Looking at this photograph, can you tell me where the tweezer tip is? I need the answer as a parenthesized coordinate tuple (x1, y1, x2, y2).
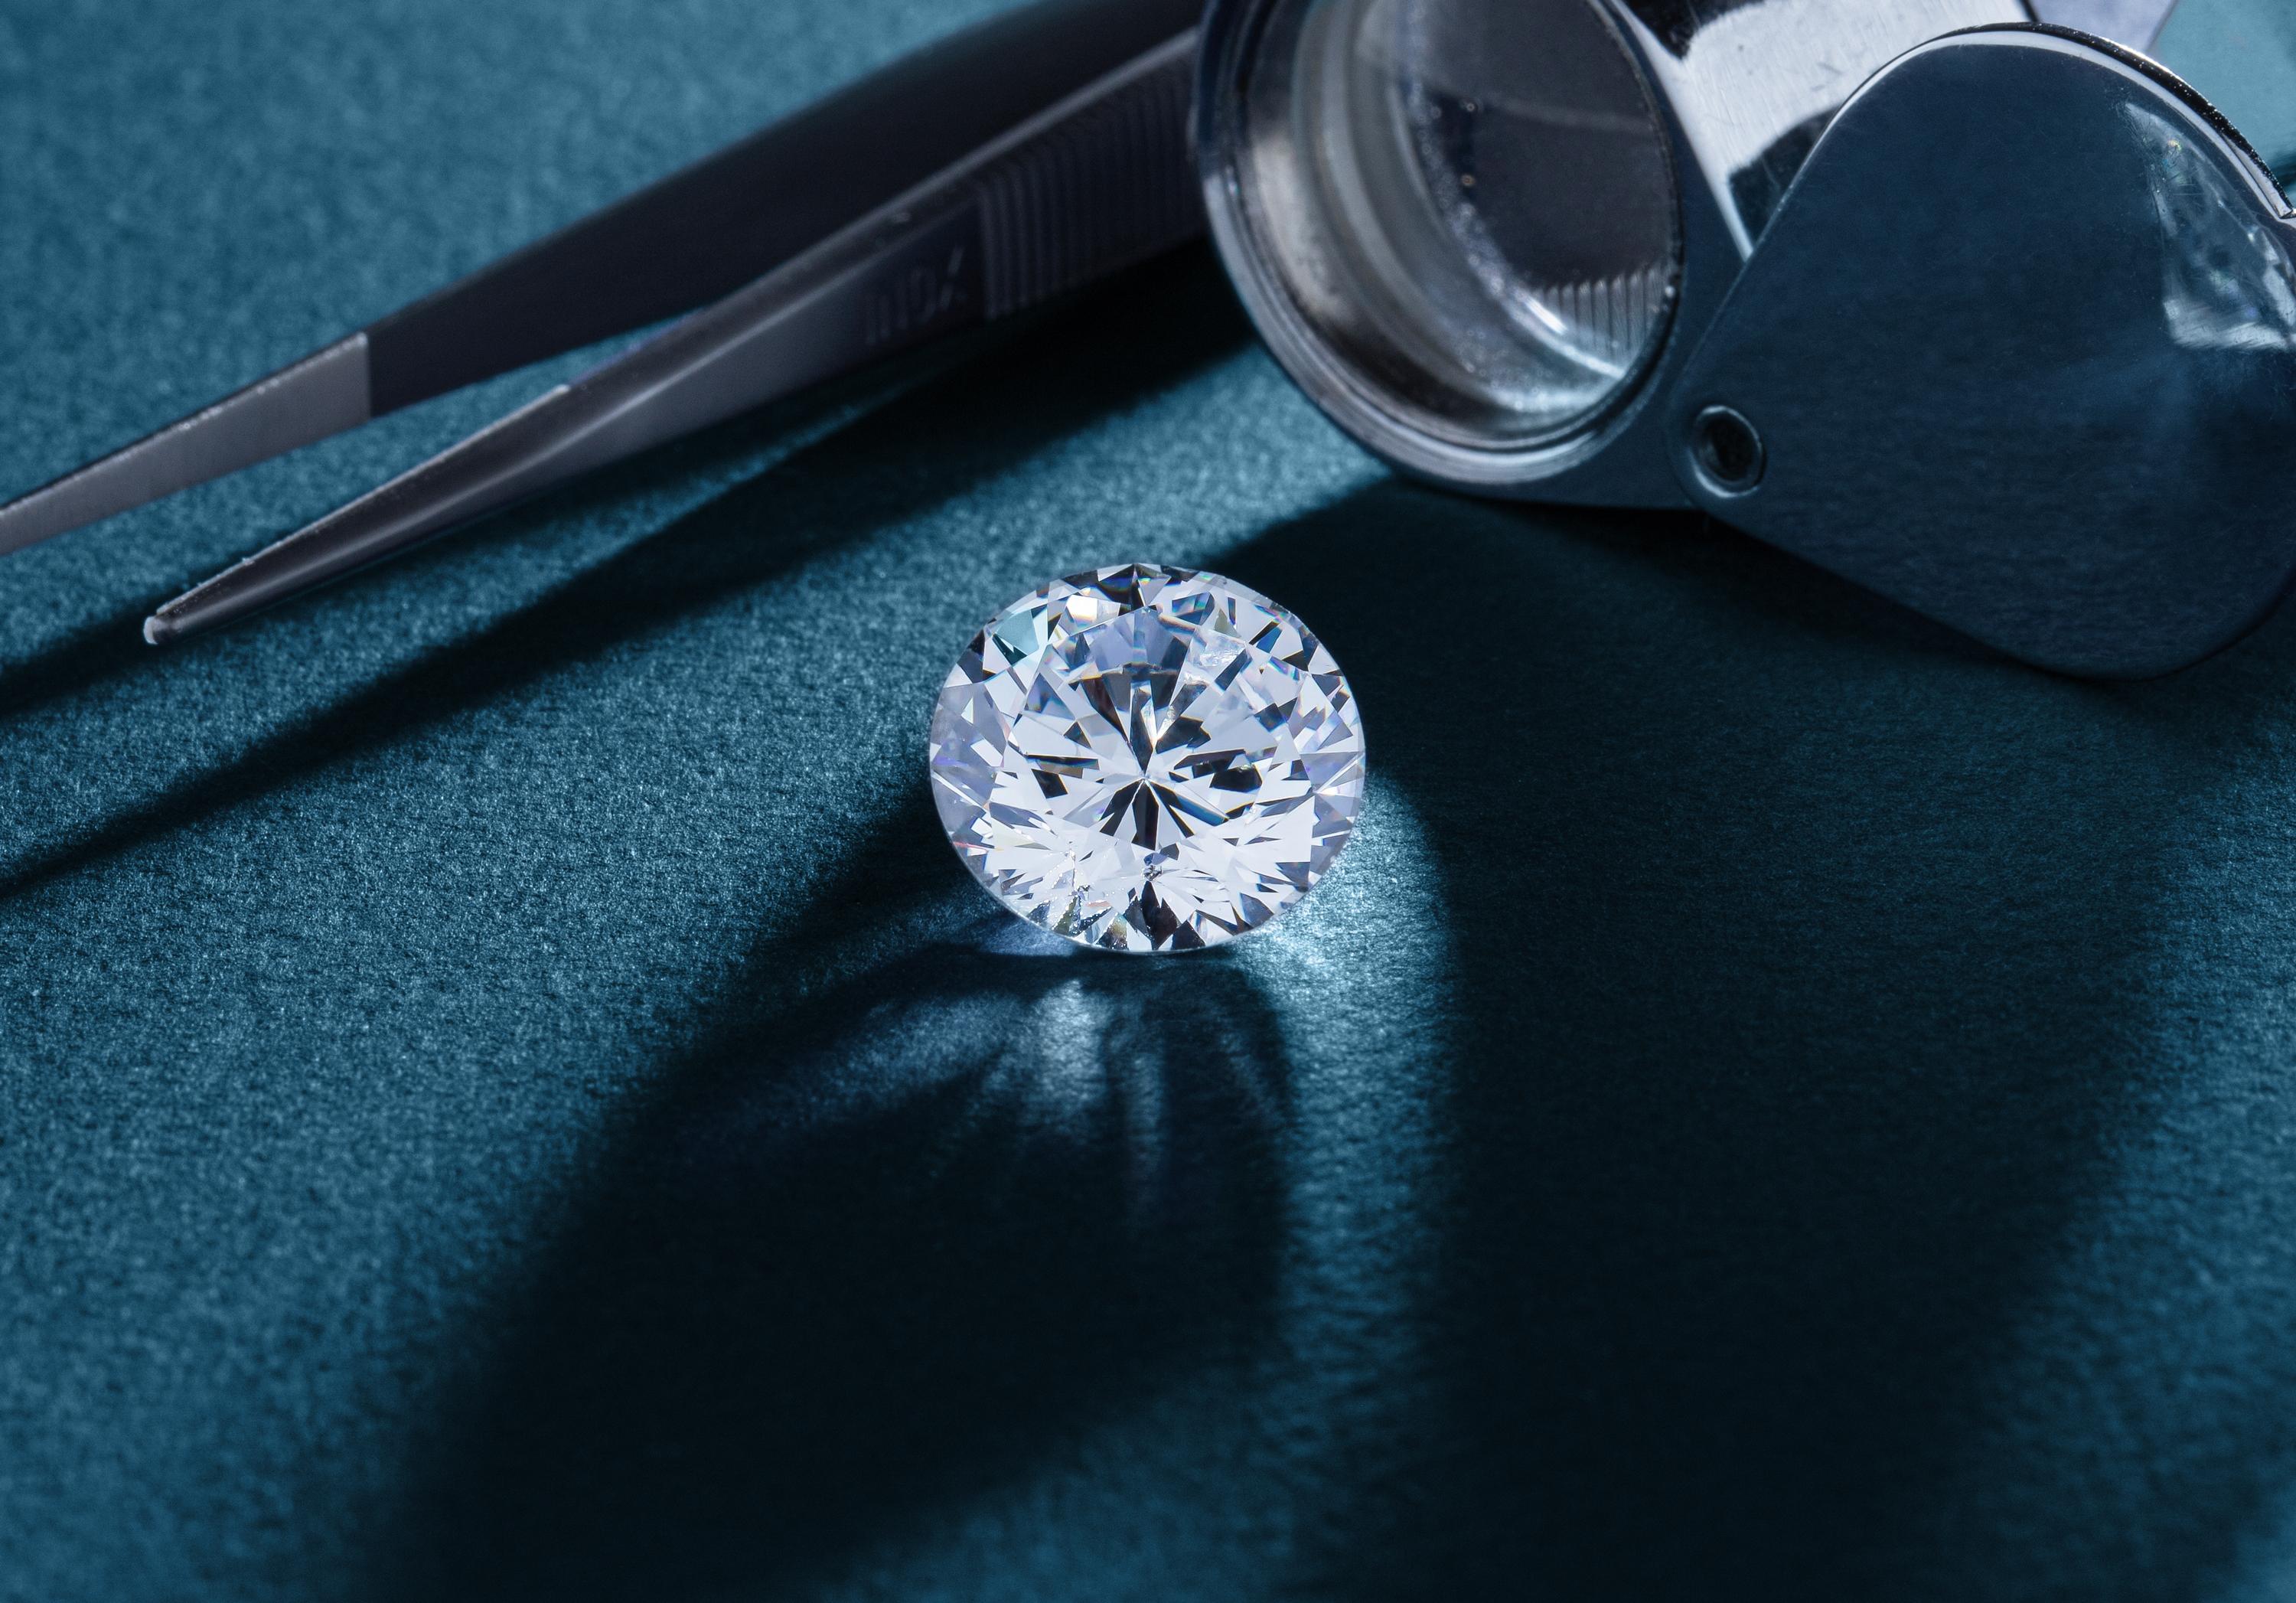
(141, 612, 176, 648)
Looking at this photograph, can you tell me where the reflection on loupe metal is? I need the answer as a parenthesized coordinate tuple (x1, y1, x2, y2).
(1200, 0, 2296, 680)
(1201, 0, 2015, 489)
(1207, 0, 1681, 478)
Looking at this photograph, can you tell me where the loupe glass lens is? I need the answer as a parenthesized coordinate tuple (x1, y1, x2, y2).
(1206, 0, 1681, 472)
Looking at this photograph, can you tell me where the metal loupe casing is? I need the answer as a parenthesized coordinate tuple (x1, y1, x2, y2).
(1194, 0, 2026, 506)
(1195, 0, 2296, 681)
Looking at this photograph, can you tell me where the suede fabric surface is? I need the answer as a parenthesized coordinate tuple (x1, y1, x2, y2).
(7, 2, 2296, 1599)
(2154, 0, 2296, 175)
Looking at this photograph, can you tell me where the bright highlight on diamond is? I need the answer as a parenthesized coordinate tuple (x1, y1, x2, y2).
(928, 564, 1366, 953)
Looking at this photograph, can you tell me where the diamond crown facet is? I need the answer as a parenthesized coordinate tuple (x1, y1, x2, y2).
(928, 564, 1367, 952)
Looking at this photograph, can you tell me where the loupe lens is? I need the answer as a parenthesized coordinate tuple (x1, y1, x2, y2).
(1203, 0, 1681, 478)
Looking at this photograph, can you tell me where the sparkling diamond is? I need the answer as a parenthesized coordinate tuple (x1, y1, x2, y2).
(928, 564, 1367, 953)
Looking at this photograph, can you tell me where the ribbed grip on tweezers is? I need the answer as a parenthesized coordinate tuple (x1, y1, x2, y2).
(977, 48, 1199, 318)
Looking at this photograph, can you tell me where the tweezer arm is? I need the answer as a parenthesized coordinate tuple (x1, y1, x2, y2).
(145, 34, 1200, 645)
(0, 0, 1198, 561)
(0, 337, 372, 560)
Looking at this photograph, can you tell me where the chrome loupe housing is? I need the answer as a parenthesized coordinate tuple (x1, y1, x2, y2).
(1198, 0, 1684, 486)
(1196, 0, 2026, 496)
(1196, 0, 2296, 681)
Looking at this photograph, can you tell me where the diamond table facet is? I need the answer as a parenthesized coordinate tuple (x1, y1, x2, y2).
(928, 564, 1367, 952)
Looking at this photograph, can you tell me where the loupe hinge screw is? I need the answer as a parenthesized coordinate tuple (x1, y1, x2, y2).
(1689, 404, 1766, 496)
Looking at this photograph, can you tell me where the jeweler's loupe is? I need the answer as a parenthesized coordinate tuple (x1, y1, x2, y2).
(1197, 0, 2296, 678)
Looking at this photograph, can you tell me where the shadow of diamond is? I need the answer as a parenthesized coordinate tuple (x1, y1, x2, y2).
(391, 914, 1296, 1598)
(672, 922, 1293, 1232)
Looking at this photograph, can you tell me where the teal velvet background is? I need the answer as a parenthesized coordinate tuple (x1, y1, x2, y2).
(9, 2, 2296, 1598)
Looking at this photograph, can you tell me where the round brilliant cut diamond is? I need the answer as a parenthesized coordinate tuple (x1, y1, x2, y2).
(928, 564, 1365, 952)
